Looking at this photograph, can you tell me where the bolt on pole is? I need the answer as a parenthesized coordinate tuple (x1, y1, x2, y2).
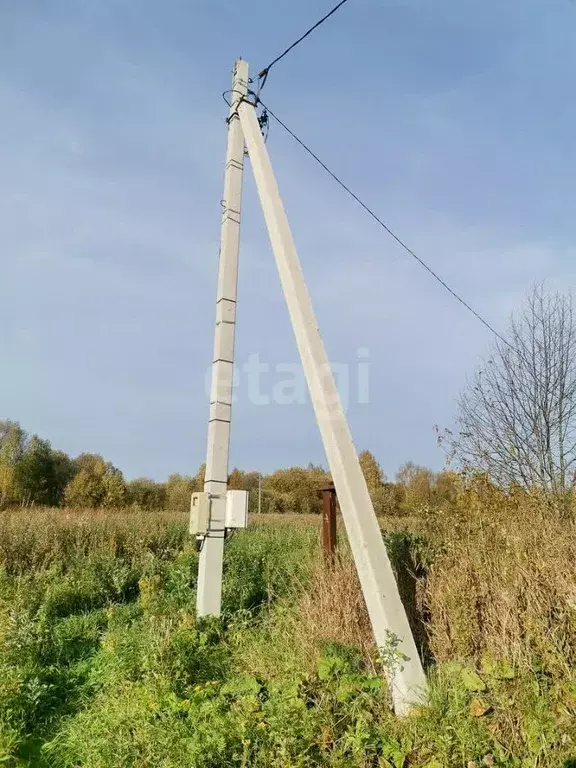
(238, 91, 428, 714)
(195, 60, 248, 618)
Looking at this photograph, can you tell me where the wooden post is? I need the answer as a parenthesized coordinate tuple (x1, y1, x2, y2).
(320, 482, 337, 564)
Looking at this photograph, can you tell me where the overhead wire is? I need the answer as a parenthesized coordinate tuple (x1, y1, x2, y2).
(256, 0, 351, 91)
(223, 0, 510, 348)
(254, 97, 513, 349)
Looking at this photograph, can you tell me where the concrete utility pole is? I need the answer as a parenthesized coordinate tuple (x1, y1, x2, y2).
(238, 95, 427, 714)
(196, 60, 248, 617)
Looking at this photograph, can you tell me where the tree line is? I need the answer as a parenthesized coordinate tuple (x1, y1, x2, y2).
(0, 421, 201, 511)
(0, 420, 456, 515)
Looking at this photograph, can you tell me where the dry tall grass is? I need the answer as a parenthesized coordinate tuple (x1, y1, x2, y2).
(261, 483, 576, 685)
(297, 553, 373, 656)
(4, 492, 576, 683)
(0, 506, 187, 573)
(424, 485, 576, 674)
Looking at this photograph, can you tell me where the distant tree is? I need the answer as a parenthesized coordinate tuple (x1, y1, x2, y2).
(51, 450, 76, 504)
(433, 470, 460, 508)
(228, 468, 245, 490)
(448, 285, 576, 494)
(263, 465, 330, 514)
(396, 461, 416, 488)
(358, 450, 385, 493)
(192, 463, 206, 492)
(13, 435, 57, 505)
(63, 456, 126, 509)
(165, 474, 195, 512)
(74, 453, 107, 475)
(64, 469, 105, 508)
(0, 465, 14, 508)
(128, 478, 166, 510)
(0, 421, 27, 506)
(101, 465, 127, 508)
(1, 424, 79, 507)
(240, 471, 261, 494)
(396, 461, 434, 511)
(372, 482, 404, 517)
(0, 421, 27, 464)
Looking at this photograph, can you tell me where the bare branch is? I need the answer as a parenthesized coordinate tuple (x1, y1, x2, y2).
(450, 284, 576, 494)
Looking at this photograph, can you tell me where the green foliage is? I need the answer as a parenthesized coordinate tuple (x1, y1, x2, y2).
(228, 466, 256, 491)
(0, 509, 573, 767)
(102, 466, 127, 508)
(73, 453, 106, 474)
(50, 451, 75, 505)
(165, 473, 195, 512)
(0, 420, 26, 466)
(63, 458, 127, 509)
(221, 525, 316, 616)
(64, 469, 104, 508)
(0, 418, 462, 517)
(372, 482, 405, 516)
(397, 461, 435, 509)
(394, 463, 460, 515)
(127, 478, 166, 510)
(262, 464, 330, 514)
(359, 449, 385, 492)
(193, 463, 206, 491)
(13, 436, 58, 505)
(0, 421, 27, 506)
(0, 423, 73, 507)
(0, 426, 132, 510)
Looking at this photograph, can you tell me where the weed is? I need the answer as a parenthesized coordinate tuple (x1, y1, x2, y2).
(0, 503, 574, 766)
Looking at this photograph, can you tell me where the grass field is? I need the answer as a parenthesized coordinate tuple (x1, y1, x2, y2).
(0, 497, 575, 767)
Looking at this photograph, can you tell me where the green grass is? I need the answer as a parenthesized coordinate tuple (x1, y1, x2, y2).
(0, 508, 574, 766)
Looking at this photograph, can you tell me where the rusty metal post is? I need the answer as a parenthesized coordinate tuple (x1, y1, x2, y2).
(320, 482, 337, 565)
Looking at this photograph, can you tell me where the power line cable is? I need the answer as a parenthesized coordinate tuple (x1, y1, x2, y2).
(256, 0, 351, 90)
(256, 98, 512, 349)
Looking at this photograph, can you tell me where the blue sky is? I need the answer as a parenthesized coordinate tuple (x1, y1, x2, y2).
(1, 0, 575, 481)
